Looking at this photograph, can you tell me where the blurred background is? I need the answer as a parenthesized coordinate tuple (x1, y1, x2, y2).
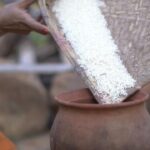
(0, 0, 86, 149)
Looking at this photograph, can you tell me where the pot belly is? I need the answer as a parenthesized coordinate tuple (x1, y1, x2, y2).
(50, 108, 150, 150)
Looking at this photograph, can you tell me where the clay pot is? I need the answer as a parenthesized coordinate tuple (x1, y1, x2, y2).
(50, 88, 150, 150)
(0, 132, 16, 150)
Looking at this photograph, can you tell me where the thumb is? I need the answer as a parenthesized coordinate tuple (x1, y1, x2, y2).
(24, 14, 49, 34)
(17, 0, 35, 9)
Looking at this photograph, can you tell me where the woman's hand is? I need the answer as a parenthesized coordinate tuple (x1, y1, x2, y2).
(0, 0, 49, 35)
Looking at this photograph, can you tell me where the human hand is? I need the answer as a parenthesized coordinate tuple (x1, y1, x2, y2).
(0, 0, 49, 35)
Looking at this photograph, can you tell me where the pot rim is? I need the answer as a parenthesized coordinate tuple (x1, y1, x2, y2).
(55, 88, 149, 109)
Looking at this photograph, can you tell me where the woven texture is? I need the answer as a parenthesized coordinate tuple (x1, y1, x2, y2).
(101, 0, 150, 86)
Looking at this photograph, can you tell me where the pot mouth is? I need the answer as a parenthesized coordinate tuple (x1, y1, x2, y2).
(55, 88, 149, 109)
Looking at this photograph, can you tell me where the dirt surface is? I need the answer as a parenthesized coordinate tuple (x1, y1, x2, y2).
(16, 133, 50, 150)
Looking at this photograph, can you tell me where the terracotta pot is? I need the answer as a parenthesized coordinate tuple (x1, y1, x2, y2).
(50, 88, 150, 150)
(0, 132, 16, 150)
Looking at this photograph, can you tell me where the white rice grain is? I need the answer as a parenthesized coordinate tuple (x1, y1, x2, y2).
(53, 0, 136, 104)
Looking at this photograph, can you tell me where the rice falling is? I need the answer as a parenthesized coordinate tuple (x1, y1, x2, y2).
(52, 0, 136, 104)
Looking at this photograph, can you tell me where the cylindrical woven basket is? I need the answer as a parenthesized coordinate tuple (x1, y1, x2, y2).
(38, 0, 150, 103)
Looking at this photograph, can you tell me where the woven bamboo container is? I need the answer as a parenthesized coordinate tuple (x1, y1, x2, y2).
(38, 0, 150, 103)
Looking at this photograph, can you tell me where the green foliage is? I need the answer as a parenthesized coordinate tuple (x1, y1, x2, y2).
(29, 32, 49, 47)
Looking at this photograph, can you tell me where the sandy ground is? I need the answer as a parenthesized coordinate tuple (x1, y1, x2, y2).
(16, 133, 50, 150)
